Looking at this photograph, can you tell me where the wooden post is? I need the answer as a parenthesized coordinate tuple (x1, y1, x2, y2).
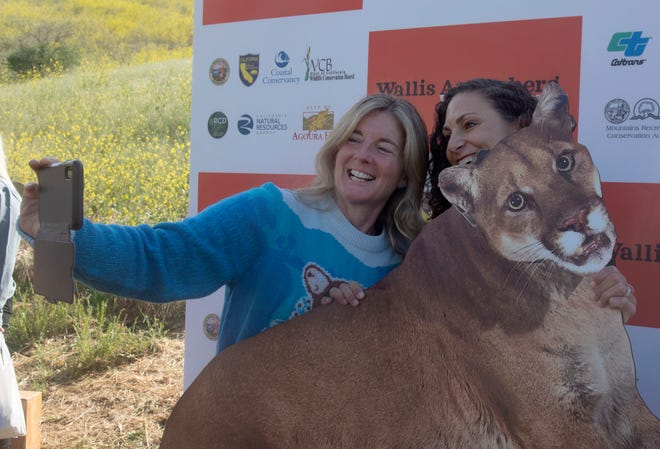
(10, 391, 41, 449)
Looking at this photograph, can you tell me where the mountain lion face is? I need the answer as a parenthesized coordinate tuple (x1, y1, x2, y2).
(439, 82, 615, 276)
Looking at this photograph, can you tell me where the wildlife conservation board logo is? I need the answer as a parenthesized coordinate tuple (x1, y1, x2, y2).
(607, 31, 651, 66)
(239, 54, 260, 86)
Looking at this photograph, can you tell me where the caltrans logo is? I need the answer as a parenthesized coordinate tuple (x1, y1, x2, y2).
(608, 31, 651, 67)
(608, 31, 650, 57)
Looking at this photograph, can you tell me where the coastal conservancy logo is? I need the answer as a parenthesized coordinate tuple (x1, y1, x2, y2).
(608, 31, 651, 66)
(209, 58, 230, 85)
(263, 50, 301, 86)
(239, 54, 259, 86)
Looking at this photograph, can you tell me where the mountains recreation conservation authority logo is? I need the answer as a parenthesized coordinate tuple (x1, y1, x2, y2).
(605, 97, 660, 124)
(239, 54, 259, 86)
(604, 97, 660, 140)
(608, 31, 651, 66)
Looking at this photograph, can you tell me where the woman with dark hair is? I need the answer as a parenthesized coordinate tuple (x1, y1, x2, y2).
(426, 78, 636, 322)
(427, 78, 538, 218)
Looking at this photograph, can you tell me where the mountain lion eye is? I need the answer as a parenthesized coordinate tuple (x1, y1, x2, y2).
(557, 154, 575, 172)
(507, 192, 526, 211)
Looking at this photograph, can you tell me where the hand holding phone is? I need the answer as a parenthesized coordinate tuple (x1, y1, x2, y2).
(33, 160, 84, 303)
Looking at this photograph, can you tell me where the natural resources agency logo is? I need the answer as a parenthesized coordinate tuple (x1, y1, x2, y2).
(209, 57, 230, 85)
(608, 31, 651, 66)
(239, 54, 260, 86)
(237, 114, 254, 135)
(238, 113, 289, 135)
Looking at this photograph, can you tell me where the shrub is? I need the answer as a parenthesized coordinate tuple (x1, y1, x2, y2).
(7, 42, 80, 77)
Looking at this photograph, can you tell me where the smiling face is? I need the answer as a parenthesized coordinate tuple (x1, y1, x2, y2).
(443, 91, 522, 166)
(333, 110, 406, 233)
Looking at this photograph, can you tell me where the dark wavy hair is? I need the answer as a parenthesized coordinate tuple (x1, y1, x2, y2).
(426, 78, 538, 218)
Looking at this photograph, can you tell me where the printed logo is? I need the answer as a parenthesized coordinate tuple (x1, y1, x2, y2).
(275, 51, 290, 68)
(202, 313, 220, 341)
(604, 97, 660, 140)
(209, 58, 230, 85)
(239, 54, 260, 86)
(604, 99, 630, 124)
(263, 50, 301, 86)
(293, 106, 334, 141)
(255, 113, 288, 134)
(303, 107, 334, 131)
(631, 98, 660, 120)
(207, 111, 229, 138)
(237, 114, 254, 135)
(608, 31, 651, 66)
(303, 46, 356, 82)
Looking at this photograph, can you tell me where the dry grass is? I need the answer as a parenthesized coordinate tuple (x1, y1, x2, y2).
(12, 333, 184, 448)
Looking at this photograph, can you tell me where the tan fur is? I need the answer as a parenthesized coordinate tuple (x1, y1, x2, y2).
(160, 83, 660, 448)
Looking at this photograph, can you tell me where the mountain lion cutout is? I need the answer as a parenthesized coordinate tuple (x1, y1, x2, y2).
(160, 82, 660, 449)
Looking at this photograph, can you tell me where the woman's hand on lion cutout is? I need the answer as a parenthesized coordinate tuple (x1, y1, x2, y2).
(19, 157, 61, 239)
(321, 281, 365, 307)
(591, 266, 637, 323)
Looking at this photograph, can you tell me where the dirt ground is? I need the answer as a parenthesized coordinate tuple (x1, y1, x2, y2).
(13, 335, 184, 449)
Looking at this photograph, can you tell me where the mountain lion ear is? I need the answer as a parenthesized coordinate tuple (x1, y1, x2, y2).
(532, 81, 575, 138)
(438, 166, 477, 227)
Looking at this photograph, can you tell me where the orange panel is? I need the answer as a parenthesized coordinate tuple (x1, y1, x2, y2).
(203, 0, 363, 25)
(603, 182, 660, 329)
(197, 172, 315, 211)
(368, 17, 582, 133)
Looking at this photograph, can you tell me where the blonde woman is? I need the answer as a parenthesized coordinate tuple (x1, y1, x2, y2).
(19, 94, 429, 354)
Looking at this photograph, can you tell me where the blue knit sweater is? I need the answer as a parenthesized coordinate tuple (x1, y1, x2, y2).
(73, 183, 400, 352)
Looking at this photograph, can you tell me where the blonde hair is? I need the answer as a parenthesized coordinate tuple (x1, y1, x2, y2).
(299, 94, 428, 256)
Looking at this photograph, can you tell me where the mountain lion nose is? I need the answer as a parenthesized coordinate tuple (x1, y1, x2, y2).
(560, 206, 589, 233)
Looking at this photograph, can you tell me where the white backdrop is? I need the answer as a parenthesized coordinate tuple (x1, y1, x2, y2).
(185, 0, 660, 416)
